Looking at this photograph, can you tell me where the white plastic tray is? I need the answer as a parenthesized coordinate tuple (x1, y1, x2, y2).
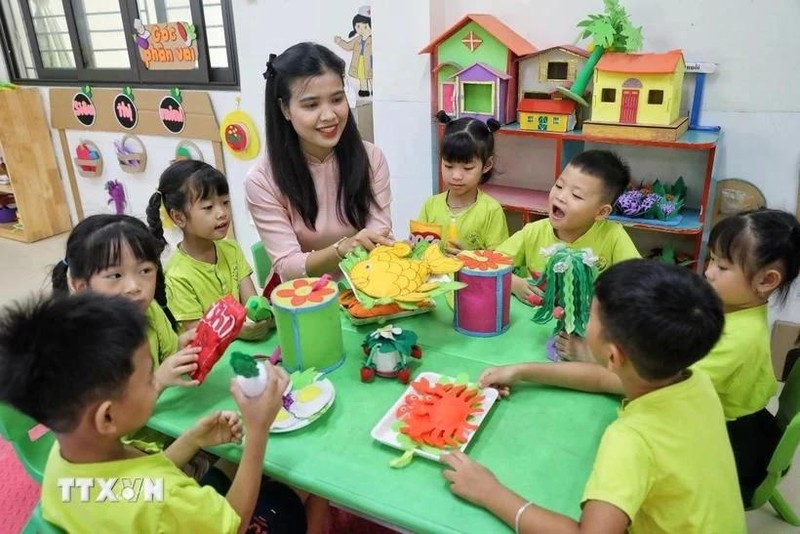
(370, 372, 498, 461)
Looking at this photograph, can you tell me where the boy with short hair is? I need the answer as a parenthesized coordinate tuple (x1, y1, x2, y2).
(446, 260, 746, 534)
(496, 150, 639, 305)
(0, 293, 301, 534)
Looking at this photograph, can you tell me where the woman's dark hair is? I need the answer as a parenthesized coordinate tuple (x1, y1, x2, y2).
(51, 214, 177, 330)
(436, 111, 500, 184)
(145, 159, 229, 246)
(348, 14, 371, 38)
(709, 208, 800, 304)
(264, 42, 376, 230)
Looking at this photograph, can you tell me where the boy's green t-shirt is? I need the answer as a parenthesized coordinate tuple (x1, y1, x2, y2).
(582, 371, 746, 534)
(42, 443, 240, 533)
(496, 218, 640, 274)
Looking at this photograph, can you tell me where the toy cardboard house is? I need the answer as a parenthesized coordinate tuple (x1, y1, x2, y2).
(584, 50, 688, 140)
(420, 14, 536, 124)
(517, 45, 590, 101)
(518, 97, 577, 132)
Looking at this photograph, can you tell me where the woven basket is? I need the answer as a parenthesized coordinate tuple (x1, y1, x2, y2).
(116, 134, 147, 174)
(172, 140, 204, 163)
(74, 140, 103, 178)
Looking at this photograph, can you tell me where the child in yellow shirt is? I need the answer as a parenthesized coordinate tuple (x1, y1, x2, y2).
(146, 160, 272, 339)
(0, 293, 305, 533)
(461, 260, 745, 534)
(496, 150, 638, 303)
(415, 111, 508, 252)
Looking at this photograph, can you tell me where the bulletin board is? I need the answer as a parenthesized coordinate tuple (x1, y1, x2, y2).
(49, 87, 224, 220)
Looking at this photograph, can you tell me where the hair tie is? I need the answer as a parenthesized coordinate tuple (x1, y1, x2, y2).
(61, 258, 68, 268)
(263, 53, 278, 80)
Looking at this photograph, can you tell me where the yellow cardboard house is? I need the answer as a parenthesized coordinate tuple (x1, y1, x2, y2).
(590, 50, 685, 127)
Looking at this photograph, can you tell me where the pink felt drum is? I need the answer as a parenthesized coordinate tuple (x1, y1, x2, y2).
(453, 250, 513, 337)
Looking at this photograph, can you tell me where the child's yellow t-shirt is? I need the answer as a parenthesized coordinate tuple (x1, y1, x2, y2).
(144, 301, 178, 367)
(417, 190, 509, 250)
(582, 371, 746, 534)
(42, 443, 240, 533)
(166, 239, 253, 322)
(692, 304, 777, 419)
(495, 218, 639, 274)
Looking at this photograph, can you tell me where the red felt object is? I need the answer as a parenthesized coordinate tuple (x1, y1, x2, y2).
(189, 295, 246, 382)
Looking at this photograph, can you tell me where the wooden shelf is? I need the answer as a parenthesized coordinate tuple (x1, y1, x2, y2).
(0, 183, 12, 195)
(0, 221, 25, 242)
(495, 123, 720, 150)
(482, 183, 702, 235)
(481, 184, 549, 215)
(609, 209, 703, 235)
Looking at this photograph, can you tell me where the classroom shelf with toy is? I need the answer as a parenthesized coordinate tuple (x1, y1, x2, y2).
(435, 122, 720, 269)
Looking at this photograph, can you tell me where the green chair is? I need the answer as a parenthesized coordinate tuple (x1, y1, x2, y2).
(748, 358, 800, 525)
(251, 241, 272, 289)
(0, 403, 54, 484)
(21, 503, 65, 534)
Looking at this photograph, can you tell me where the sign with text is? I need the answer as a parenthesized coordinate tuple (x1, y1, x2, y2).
(113, 88, 138, 130)
(72, 90, 95, 127)
(133, 19, 198, 71)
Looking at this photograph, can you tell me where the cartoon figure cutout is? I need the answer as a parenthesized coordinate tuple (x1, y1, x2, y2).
(334, 6, 372, 98)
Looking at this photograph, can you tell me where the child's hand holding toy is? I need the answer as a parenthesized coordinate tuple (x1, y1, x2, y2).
(155, 345, 201, 392)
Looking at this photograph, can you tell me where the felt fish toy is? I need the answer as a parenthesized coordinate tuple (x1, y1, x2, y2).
(348, 242, 462, 303)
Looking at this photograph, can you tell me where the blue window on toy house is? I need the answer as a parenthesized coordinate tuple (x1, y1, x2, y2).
(537, 115, 547, 131)
(553, 116, 560, 124)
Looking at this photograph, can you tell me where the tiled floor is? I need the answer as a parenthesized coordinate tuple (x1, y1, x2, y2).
(1, 233, 799, 532)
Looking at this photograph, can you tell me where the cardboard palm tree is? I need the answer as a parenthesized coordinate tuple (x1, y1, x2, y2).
(557, 0, 644, 107)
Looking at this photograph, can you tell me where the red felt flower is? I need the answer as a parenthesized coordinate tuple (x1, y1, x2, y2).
(275, 279, 335, 306)
(457, 250, 513, 271)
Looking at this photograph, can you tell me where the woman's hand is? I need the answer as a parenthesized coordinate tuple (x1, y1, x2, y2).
(341, 228, 393, 254)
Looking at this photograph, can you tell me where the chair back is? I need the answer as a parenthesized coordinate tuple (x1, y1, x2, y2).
(0, 403, 54, 484)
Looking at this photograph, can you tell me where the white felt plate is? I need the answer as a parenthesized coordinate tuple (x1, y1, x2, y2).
(370, 372, 498, 461)
(270, 378, 336, 434)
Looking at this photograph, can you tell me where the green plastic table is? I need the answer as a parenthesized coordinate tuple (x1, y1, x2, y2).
(149, 299, 618, 533)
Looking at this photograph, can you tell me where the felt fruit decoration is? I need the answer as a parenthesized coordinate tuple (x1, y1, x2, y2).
(245, 295, 272, 322)
(189, 295, 246, 383)
(176, 22, 196, 47)
(219, 105, 260, 160)
(225, 123, 248, 152)
(397, 369, 411, 384)
(360, 367, 375, 382)
(231, 352, 268, 398)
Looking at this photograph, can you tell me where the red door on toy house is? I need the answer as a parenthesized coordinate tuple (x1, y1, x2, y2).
(441, 83, 456, 114)
(620, 78, 642, 123)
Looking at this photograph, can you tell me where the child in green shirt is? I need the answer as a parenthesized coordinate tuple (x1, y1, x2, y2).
(458, 260, 745, 534)
(415, 112, 508, 252)
(0, 293, 305, 533)
(147, 160, 272, 340)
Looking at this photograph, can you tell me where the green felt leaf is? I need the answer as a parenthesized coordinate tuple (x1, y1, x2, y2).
(290, 368, 317, 390)
(454, 373, 470, 386)
(123, 86, 134, 99)
(170, 87, 182, 103)
(391, 420, 405, 432)
(396, 433, 414, 450)
(81, 85, 92, 98)
(389, 450, 414, 469)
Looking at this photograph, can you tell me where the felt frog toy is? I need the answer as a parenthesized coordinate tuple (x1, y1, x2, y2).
(347, 242, 462, 303)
